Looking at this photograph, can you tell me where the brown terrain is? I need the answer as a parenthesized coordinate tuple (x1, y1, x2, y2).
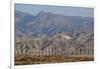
(15, 32, 94, 65)
(15, 55, 94, 65)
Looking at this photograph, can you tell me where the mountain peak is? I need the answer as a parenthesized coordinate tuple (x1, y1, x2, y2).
(15, 10, 94, 36)
(36, 11, 53, 16)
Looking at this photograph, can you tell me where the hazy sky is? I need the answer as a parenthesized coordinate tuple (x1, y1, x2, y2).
(15, 4, 94, 17)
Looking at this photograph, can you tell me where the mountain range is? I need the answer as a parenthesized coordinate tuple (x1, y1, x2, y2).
(15, 10, 94, 37)
(15, 10, 94, 56)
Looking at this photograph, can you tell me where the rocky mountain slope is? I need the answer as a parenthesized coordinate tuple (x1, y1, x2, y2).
(15, 10, 94, 56)
(15, 10, 94, 36)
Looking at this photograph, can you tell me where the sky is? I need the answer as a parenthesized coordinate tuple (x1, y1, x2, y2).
(15, 3, 94, 17)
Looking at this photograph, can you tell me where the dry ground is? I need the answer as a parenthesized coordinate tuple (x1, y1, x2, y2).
(15, 55, 94, 65)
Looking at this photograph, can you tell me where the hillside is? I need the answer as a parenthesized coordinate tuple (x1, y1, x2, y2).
(15, 10, 94, 36)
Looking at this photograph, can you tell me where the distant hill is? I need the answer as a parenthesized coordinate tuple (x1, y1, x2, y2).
(15, 10, 94, 36)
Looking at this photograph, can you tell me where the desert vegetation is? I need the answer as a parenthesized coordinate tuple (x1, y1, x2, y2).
(15, 55, 94, 65)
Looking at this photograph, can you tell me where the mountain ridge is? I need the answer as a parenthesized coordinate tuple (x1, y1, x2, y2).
(15, 10, 94, 36)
